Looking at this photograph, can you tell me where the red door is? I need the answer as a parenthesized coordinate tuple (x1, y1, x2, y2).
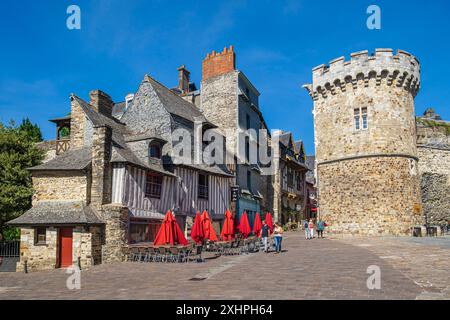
(59, 228, 73, 268)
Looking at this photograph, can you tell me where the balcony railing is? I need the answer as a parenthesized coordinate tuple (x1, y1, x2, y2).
(56, 138, 70, 155)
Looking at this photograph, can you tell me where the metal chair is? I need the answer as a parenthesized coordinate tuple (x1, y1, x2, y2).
(144, 247, 156, 262)
(169, 247, 181, 263)
(154, 247, 165, 262)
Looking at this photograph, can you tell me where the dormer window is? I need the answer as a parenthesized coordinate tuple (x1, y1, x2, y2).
(149, 143, 161, 159)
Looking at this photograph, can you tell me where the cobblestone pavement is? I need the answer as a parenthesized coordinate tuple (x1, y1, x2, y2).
(0, 232, 448, 300)
(338, 236, 450, 300)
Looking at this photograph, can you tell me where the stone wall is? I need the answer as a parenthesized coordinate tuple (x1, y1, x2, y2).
(32, 171, 89, 204)
(16, 227, 58, 272)
(417, 121, 450, 225)
(72, 226, 103, 269)
(307, 49, 423, 236)
(201, 71, 239, 154)
(16, 226, 103, 272)
(70, 96, 87, 150)
(101, 204, 128, 263)
(318, 157, 422, 236)
(91, 125, 112, 210)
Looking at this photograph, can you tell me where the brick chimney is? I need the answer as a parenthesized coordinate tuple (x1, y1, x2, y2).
(178, 65, 190, 94)
(202, 45, 236, 81)
(89, 90, 113, 117)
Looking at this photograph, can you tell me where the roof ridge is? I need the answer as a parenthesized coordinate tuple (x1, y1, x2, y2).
(145, 73, 199, 108)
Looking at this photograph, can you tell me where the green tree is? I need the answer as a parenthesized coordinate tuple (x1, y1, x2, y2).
(0, 120, 44, 240)
(18, 118, 43, 143)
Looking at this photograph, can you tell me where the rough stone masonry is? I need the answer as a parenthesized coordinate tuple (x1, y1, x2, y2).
(304, 49, 423, 236)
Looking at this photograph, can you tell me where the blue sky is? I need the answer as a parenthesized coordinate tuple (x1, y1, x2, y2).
(1, 0, 449, 154)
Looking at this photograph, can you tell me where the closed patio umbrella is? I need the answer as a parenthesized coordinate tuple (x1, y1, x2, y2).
(253, 212, 262, 238)
(220, 209, 234, 241)
(239, 211, 251, 239)
(190, 211, 204, 244)
(265, 212, 274, 233)
(154, 211, 188, 246)
(201, 210, 218, 242)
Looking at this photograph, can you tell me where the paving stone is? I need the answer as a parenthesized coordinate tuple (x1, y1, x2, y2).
(0, 232, 448, 299)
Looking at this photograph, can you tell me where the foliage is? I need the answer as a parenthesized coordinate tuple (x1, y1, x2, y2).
(0, 119, 44, 239)
(18, 118, 43, 143)
(59, 127, 70, 138)
(2, 226, 20, 241)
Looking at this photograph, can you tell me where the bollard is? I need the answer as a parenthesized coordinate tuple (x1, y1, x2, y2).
(24, 260, 28, 274)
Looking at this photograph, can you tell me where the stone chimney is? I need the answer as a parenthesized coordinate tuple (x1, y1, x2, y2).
(69, 95, 86, 150)
(90, 124, 112, 210)
(125, 93, 134, 109)
(178, 65, 190, 94)
(202, 45, 236, 81)
(89, 90, 113, 117)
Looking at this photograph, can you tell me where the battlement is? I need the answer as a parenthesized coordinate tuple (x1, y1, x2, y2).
(305, 49, 420, 100)
(202, 45, 236, 81)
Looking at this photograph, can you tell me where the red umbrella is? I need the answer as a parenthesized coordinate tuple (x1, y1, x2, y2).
(154, 211, 188, 246)
(190, 211, 204, 244)
(265, 212, 274, 233)
(239, 211, 251, 239)
(220, 209, 234, 241)
(253, 212, 262, 238)
(201, 210, 218, 242)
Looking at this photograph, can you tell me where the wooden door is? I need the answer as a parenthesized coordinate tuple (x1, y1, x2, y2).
(59, 228, 73, 268)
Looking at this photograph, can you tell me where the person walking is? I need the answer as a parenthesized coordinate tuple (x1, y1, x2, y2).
(309, 219, 315, 239)
(261, 220, 270, 253)
(273, 223, 284, 253)
(317, 219, 325, 238)
(304, 220, 310, 239)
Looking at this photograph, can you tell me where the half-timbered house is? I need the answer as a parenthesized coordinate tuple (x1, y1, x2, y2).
(9, 73, 233, 272)
(272, 131, 309, 224)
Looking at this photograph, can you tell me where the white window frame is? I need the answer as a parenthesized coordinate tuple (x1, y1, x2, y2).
(354, 107, 368, 131)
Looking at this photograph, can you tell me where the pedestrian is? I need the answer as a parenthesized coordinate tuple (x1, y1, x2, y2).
(309, 219, 315, 239)
(273, 223, 284, 253)
(317, 219, 325, 238)
(261, 220, 270, 253)
(304, 220, 310, 239)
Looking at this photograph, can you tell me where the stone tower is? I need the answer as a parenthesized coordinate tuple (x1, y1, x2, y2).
(304, 49, 423, 236)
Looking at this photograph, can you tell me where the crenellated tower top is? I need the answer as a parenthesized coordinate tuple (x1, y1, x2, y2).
(304, 49, 421, 100)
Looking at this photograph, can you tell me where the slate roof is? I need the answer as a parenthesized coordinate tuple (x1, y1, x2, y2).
(144, 75, 210, 124)
(180, 163, 235, 177)
(111, 144, 177, 177)
(305, 155, 316, 185)
(29, 147, 91, 171)
(278, 132, 293, 147)
(38, 78, 233, 179)
(112, 101, 127, 119)
(7, 201, 103, 226)
(294, 140, 303, 153)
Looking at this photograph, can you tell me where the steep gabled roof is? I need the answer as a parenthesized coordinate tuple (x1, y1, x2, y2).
(29, 147, 91, 171)
(305, 155, 316, 184)
(72, 95, 129, 147)
(278, 131, 294, 149)
(144, 75, 209, 123)
(112, 101, 126, 119)
(7, 201, 103, 226)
